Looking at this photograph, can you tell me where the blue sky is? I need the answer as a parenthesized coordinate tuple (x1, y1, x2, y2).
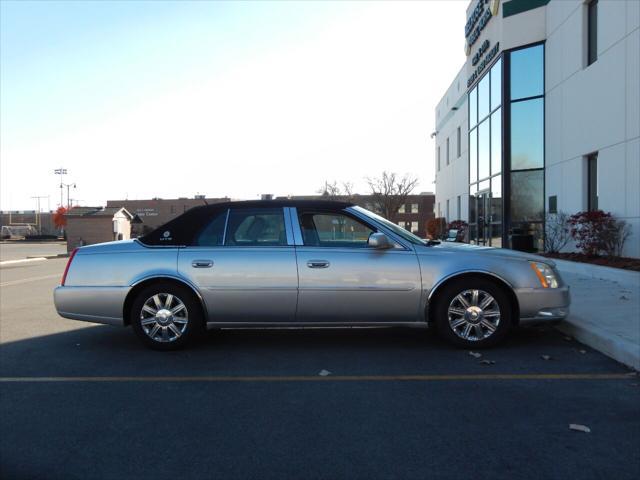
(1, 0, 467, 210)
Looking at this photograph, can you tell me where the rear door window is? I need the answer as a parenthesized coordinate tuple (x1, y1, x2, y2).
(225, 208, 287, 246)
(194, 210, 227, 246)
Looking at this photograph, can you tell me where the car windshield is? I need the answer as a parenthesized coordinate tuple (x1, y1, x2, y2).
(351, 205, 426, 246)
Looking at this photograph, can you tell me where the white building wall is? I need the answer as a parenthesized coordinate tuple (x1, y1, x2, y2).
(545, 0, 640, 257)
(434, 67, 469, 225)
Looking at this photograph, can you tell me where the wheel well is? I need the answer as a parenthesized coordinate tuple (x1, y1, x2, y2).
(123, 277, 206, 326)
(427, 273, 520, 326)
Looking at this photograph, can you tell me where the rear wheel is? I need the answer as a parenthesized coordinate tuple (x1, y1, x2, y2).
(433, 278, 512, 348)
(130, 282, 203, 350)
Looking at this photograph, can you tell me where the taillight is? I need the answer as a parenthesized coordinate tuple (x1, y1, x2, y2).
(61, 248, 79, 286)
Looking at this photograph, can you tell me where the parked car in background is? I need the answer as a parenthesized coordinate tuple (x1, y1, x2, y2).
(54, 200, 570, 350)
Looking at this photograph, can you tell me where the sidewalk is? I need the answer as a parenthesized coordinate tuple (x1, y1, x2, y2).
(554, 259, 640, 370)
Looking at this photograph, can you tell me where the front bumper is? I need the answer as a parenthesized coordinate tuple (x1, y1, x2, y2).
(54, 286, 130, 326)
(515, 286, 571, 325)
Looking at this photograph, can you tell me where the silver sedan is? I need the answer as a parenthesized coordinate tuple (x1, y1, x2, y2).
(54, 200, 570, 350)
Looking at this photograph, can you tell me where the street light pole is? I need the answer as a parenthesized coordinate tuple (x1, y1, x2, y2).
(54, 168, 68, 207)
(60, 183, 76, 210)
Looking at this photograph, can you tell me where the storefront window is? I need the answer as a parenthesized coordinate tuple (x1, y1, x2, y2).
(469, 87, 477, 128)
(478, 120, 490, 180)
(490, 58, 502, 111)
(469, 128, 478, 183)
(478, 75, 490, 120)
(491, 109, 501, 175)
(511, 98, 544, 170)
(510, 44, 544, 100)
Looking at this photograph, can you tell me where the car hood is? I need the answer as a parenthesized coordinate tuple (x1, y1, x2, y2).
(421, 241, 555, 266)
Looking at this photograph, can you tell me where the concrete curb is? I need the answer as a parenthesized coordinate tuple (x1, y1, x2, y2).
(0, 257, 47, 266)
(556, 317, 640, 371)
(554, 260, 640, 371)
(553, 258, 640, 284)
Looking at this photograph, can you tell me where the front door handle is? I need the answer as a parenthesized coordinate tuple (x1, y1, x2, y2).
(192, 260, 213, 268)
(307, 260, 330, 268)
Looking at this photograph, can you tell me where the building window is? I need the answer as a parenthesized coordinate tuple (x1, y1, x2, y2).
(456, 126, 461, 158)
(548, 195, 558, 214)
(446, 137, 450, 165)
(411, 203, 418, 214)
(446, 199, 450, 221)
(411, 221, 418, 233)
(457, 195, 461, 220)
(437, 202, 441, 218)
(588, 0, 598, 66)
(437, 146, 441, 171)
(587, 153, 598, 211)
(398, 204, 406, 214)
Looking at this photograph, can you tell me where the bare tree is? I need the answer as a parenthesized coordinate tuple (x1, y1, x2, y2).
(317, 181, 356, 202)
(366, 171, 419, 219)
(544, 211, 571, 253)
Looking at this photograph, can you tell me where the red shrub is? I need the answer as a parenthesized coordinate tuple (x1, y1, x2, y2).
(568, 210, 616, 256)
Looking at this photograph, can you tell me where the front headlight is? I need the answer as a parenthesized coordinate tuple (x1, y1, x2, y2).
(530, 262, 559, 288)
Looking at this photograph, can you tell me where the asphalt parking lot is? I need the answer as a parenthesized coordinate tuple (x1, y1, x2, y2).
(1, 245, 639, 480)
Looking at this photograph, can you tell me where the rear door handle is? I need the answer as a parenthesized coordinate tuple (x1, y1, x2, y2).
(192, 260, 213, 268)
(307, 260, 330, 268)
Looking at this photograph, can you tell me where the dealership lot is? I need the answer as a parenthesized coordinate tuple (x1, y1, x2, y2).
(1, 245, 639, 479)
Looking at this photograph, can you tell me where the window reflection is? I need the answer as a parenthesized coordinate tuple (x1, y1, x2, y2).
(469, 87, 477, 128)
(491, 109, 501, 175)
(511, 98, 544, 170)
(478, 75, 490, 120)
(470, 128, 478, 183)
(490, 58, 502, 111)
(510, 170, 544, 222)
(478, 120, 490, 180)
(510, 44, 544, 100)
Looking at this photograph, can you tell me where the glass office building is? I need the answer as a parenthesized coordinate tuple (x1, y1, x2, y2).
(434, 0, 639, 257)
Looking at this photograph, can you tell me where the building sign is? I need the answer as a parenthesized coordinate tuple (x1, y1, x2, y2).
(135, 208, 159, 217)
(467, 41, 500, 88)
(465, 0, 500, 54)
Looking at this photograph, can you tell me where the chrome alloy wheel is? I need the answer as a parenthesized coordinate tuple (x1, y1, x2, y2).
(447, 289, 501, 342)
(139, 293, 189, 343)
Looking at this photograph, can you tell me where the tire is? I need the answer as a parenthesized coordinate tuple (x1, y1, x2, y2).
(433, 277, 512, 348)
(130, 282, 204, 350)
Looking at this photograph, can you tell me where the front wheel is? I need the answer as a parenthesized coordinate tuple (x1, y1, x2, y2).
(130, 282, 204, 350)
(433, 278, 512, 348)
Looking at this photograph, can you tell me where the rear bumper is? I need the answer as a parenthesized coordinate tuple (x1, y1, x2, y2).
(54, 286, 130, 326)
(516, 286, 571, 325)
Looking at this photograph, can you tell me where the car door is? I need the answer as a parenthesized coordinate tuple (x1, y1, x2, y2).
(293, 207, 422, 323)
(177, 207, 298, 324)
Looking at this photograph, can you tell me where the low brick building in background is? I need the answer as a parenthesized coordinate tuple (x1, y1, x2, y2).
(276, 193, 435, 237)
(65, 207, 133, 252)
(106, 196, 230, 234)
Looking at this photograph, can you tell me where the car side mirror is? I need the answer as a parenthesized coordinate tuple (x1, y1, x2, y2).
(368, 232, 393, 249)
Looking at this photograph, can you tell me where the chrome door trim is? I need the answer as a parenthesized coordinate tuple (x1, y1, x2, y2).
(206, 321, 429, 328)
(283, 207, 296, 246)
(287, 207, 304, 246)
(221, 208, 230, 245)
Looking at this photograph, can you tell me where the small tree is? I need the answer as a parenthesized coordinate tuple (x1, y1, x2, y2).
(568, 210, 617, 256)
(603, 219, 632, 257)
(53, 206, 68, 230)
(366, 171, 419, 219)
(544, 211, 571, 253)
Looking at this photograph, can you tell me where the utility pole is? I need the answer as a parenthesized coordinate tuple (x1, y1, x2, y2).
(59, 182, 76, 210)
(54, 168, 68, 207)
(31, 196, 48, 234)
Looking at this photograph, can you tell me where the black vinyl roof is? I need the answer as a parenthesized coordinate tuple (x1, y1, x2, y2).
(139, 199, 355, 246)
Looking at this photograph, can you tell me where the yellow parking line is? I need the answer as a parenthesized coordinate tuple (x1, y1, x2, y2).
(0, 373, 633, 383)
